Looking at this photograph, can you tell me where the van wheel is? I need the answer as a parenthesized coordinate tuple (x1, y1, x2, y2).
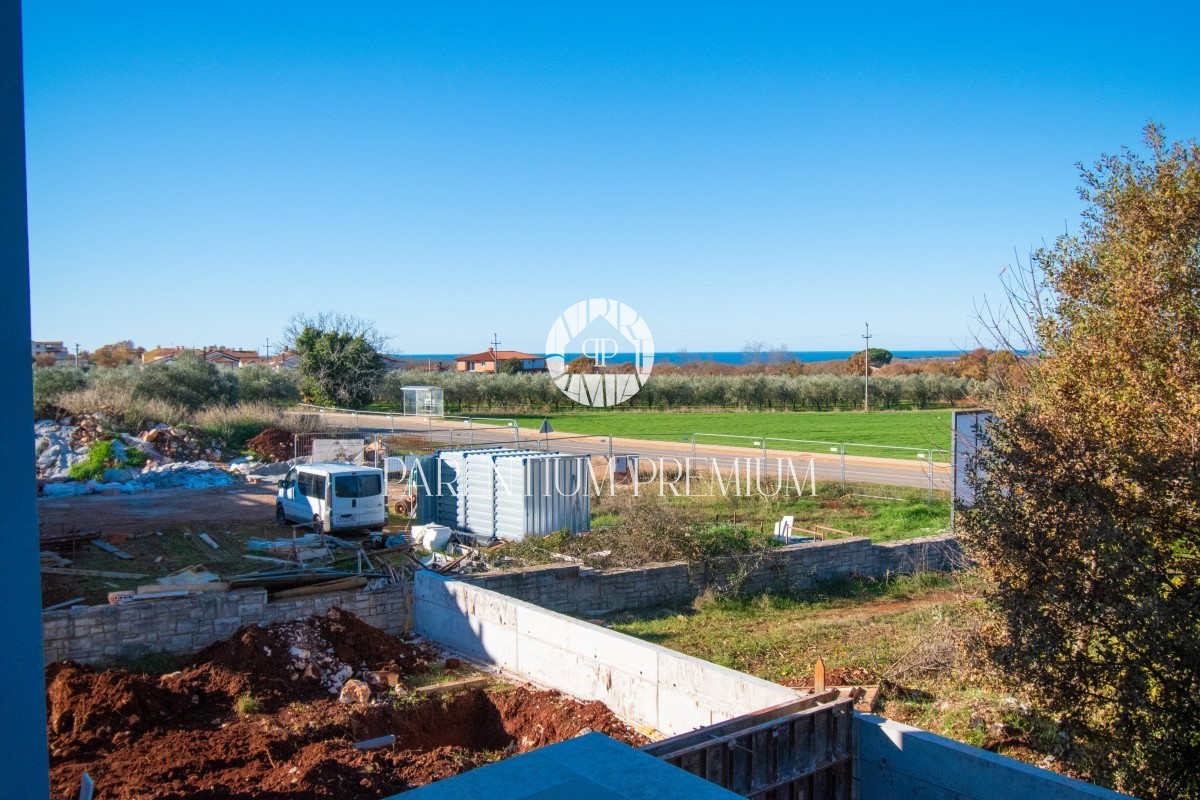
(275, 504, 287, 525)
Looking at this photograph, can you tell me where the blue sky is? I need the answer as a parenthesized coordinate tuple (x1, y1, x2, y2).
(22, 2, 1200, 355)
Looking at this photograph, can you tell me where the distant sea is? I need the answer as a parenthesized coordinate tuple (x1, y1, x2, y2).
(394, 350, 961, 365)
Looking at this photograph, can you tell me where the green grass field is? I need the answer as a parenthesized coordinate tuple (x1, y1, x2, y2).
(487, 410, 954, 452)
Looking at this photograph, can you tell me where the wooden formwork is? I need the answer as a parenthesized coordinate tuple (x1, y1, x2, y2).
(643, 692, 854, 800)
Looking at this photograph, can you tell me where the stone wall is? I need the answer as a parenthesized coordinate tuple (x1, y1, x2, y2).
(462, 533, 961, 616)
(42, 584, 410, 665)
(41, 534, 958, 665)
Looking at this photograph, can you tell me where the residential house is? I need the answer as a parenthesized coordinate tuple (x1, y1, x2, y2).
(31, 341, 70, 363)
(454, 347, 547, 373)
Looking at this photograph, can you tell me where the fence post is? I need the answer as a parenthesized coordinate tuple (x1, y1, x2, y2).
(839, 443, 846, 492)
(928, 449, 935, 502)
(468, 419, 474, 445)
(389, 413, 394, 433)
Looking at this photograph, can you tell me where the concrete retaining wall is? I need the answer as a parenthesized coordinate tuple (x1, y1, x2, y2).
(854, 714, 1130, 799)
(413, 571, 800, 736)
(463, 533, 960, 615)
(42, 585, 410, 665)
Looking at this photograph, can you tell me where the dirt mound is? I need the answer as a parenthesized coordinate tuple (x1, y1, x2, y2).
(46, 609, 645, 799)
(183, 607, 435, 703)
(45, 662, 192, 756)
(246, 429, 294, 463)
(490, 688, 644, 749)
(49, 686, 644, 800)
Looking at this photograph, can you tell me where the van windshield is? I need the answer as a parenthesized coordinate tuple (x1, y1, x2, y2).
(334, 474, 382, 498)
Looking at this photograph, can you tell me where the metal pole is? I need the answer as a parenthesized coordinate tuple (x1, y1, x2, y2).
(862, 322, 871, 413)
(928, 449, 935, 502)
(840, 443, 846, 491)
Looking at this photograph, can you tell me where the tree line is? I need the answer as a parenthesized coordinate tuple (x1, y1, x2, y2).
(376, 370, 985, 412)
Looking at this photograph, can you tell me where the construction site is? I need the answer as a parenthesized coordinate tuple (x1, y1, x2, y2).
(28, 403, 1131, 800)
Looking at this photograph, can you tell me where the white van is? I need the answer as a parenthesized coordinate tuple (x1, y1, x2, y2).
(276, 463, 386, 531)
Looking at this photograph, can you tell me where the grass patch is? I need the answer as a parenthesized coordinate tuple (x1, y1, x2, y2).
(482, 410, 953, 452)
(67, 439, 149, 481)
(235, 693, 264, 716)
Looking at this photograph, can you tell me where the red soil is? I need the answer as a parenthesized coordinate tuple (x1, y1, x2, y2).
(46, 609, 645, 799)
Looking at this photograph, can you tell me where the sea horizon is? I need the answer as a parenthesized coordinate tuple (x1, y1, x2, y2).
(391, 349, 963, 365)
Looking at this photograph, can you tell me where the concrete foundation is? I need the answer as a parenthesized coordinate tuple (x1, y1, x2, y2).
(413, 571, 800, 736)
(854, 714, 1129, 799)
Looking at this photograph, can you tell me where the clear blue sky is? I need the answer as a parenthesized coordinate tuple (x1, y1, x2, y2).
(22, 2, 1200, 355)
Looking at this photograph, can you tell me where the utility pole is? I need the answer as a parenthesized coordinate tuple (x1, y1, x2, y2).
(73, 343, 79, 368)
(263, 338, 271, 359)
(862, 323, 871, 413)
(490, 332, 501, 351)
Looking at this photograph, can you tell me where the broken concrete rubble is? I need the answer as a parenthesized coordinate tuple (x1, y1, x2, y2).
(36, 417, 238, 494)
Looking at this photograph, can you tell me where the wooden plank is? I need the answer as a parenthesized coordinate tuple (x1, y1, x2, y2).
(643, 692, 839, 757)
(413, 676, 491, 696)
(92, 540, 134, 560)
(136, 582, 230, 595)
(42, 567, 148, 579)
(270, 576, 367, 599)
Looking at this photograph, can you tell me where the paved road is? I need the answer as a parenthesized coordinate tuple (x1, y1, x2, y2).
(300, 410, 951, 494)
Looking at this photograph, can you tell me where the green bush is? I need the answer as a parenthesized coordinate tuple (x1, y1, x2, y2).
(688, 522, 760, 558)
(237, 365, 301, 404)
(134, 353, 238, 411)
(123, 447, 148, 468)
(33, 367, 88, 417)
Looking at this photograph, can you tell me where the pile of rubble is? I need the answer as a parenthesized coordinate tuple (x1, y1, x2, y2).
(141, 424, 225, 462)
(35, 417, 236, 495)
(35, 421, 84, 480)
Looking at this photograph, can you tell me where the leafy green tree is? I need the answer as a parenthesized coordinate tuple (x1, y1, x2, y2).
(846, 348, 893, 373)
(134, 352, 238, 411)
(961, 125, 1200, 798)
(294, 326, 384, 408)
(495, 357, 523, 374)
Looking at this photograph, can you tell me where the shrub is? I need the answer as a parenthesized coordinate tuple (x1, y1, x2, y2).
(123, 447, 148, 468)
(32, 367, 88, 417)
(193, 402, 285, 450)
(56, 385, 191, 433)
(237, 365, 300, 404)
(134, 353, 238, 411)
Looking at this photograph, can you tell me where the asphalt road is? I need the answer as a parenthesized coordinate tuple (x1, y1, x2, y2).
(301, 410, 951, 494)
